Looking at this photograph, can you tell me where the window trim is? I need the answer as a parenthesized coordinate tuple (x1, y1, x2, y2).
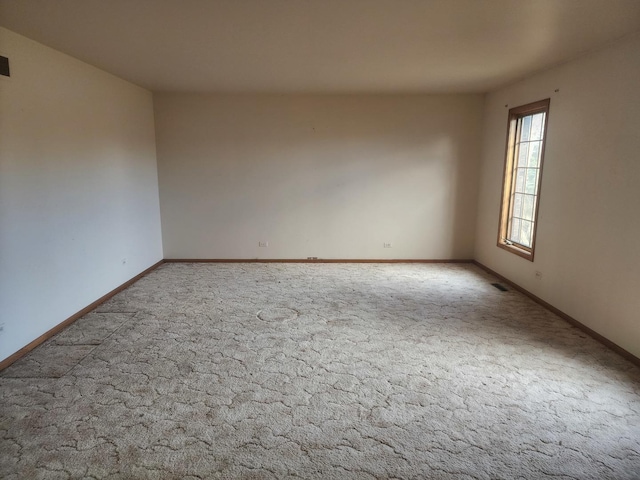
(497, 98, 550, 262)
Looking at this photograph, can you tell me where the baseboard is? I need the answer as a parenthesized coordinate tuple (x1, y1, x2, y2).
(164, 258, 474, 263)
(0, 260, 164, 372)
(472, 260, 640, 368)
(5, 258, 636, 371)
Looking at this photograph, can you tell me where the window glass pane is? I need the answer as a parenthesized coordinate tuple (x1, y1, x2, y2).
(512, 193, 523, 218)
(527, 141, 541, 167)
(525, 168, 538, 194)
(499, 99, 549, 259)
(520, 220, 532, 247)
(509, 218, 521, 243)
(515, 168, 526, 193)
(517, 142, 529, 168)
(520, 116, 532, 142)
(522, 194, 534, 221)
(530, 113, 544, 140)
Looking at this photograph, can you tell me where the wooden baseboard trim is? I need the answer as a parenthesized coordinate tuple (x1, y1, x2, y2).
(164, 258, 474, 264)
(7, 258, 634, 371)
(472, 260, 640, 368)
(0, 260, 164, 372)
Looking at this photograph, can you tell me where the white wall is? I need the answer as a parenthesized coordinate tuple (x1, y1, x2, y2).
(475, 33, 640, 358)
(155, 94, 483, 260)
(0, 28, 163, 362)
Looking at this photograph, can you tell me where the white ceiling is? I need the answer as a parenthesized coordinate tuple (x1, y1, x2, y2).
(1, 0, 640, 93)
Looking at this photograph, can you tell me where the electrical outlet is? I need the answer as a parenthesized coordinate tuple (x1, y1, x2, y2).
(383, 242, 392, 248)
(258, 241, 268, 248)
(535, 271, 542, 279)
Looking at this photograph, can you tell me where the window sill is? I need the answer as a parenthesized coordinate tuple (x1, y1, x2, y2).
(497, 241, 534, 262)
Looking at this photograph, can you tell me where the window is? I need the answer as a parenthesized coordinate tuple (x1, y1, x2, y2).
(497, 99, 550, 261)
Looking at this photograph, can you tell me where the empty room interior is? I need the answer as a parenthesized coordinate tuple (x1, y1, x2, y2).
(1, 0, 640, 478)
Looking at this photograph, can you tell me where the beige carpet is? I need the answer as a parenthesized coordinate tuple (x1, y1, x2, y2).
(1, 263, 639, 479)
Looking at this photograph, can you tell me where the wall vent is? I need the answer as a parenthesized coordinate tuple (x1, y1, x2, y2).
(0, 56, 9, 77)
(491, 283, 508, 292)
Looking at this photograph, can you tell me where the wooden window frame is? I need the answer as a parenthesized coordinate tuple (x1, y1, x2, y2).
(497, 98, 550, 261)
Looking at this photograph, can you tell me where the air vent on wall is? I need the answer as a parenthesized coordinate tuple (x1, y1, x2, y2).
(0, 56, 9, 77)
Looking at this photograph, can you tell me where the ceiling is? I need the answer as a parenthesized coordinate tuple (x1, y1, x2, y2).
(1, 0, 640, 93)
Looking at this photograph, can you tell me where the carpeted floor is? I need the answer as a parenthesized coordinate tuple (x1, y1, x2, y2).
(1, 263, 639, 479)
